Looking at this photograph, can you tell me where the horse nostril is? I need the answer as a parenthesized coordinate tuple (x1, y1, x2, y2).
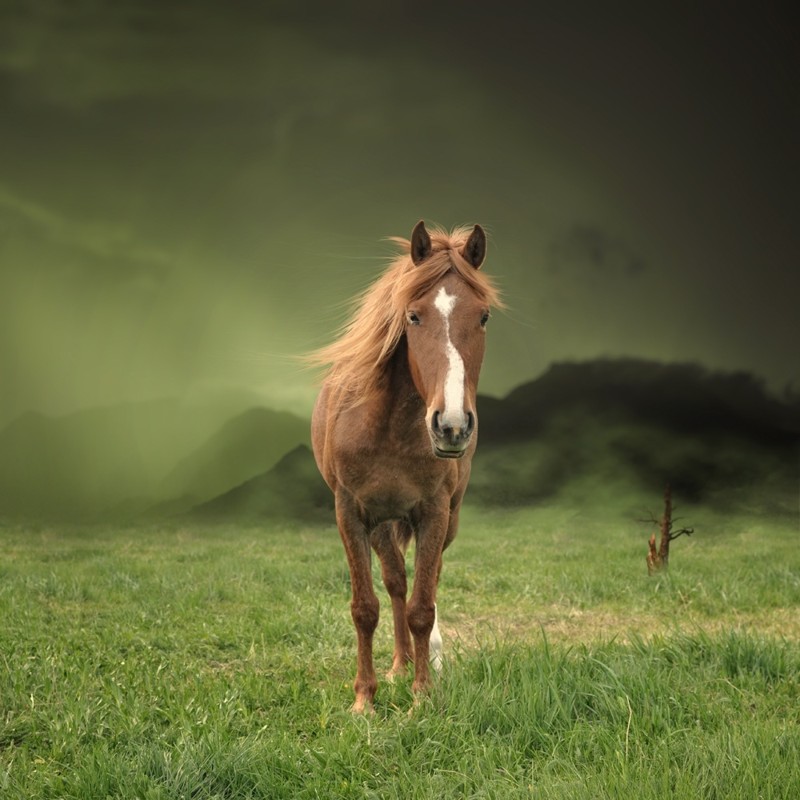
(464, 411, 475, 438)
(432, 410, 474, 445)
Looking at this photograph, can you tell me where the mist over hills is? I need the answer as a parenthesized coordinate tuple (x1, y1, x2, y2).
(184, 359, 799, 523)
(158, 408, 310, 512)
(0, 359, 796, 524)
(188, 445, 332, 523)
(0, 397, 308, 521)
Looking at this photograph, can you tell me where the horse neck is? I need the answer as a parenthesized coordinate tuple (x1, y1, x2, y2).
(377, 336, 426, 423)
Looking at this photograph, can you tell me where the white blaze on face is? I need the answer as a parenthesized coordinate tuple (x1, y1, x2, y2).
(434, 286, 466, 429)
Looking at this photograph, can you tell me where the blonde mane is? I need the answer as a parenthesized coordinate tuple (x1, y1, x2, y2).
(309, 225, 503, 404)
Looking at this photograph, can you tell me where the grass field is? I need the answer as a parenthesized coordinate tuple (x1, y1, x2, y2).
(1, 502, 799, 798)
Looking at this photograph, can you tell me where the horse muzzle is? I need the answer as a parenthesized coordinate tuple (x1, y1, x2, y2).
(429, 410, 475, 459)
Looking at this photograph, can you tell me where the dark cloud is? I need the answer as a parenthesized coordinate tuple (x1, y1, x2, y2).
(547, 225, 647, 278)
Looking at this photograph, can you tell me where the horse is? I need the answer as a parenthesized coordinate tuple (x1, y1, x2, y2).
(310, 220, 501, 712)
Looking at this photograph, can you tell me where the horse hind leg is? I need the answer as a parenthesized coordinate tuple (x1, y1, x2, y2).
(372, 521, 414, 678)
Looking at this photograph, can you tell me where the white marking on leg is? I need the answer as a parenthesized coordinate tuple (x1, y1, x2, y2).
(429, 603, 443, 672)
(434, 287, 466, 429)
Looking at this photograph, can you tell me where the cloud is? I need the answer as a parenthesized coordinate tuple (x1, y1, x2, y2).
(547, 224, 647, 278)
(1, 2, 234, 105)
(0, 185, 174, 285)
(0, 2, 443, 112)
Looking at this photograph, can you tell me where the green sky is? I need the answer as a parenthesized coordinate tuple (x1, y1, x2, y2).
(1, 1, 797, 428)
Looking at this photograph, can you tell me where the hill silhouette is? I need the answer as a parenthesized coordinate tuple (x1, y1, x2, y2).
(186, 359, 798, 522)
(188, 445, 331, 522)
(159, 407, 310, 511)
(2, 360, 796, 523)
(0, 394, 301, 521)
(470, 359, 799, 511)
(478, 359, 799, 444)
(0, 399, 229, 520)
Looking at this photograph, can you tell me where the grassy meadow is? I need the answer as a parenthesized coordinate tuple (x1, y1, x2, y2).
(1, 502, 799, 798)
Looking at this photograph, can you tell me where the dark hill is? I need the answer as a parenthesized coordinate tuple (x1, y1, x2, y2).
(159, 407, 310, 507)
(472, 359, 799, 510)
(0, 394, 295, 521)
(188, 445, 332, 522)
(15, 360, 793, 523)
(0, 399, 230, 520)
(478, 359, 800, 445)
(189, 360, 797, 522)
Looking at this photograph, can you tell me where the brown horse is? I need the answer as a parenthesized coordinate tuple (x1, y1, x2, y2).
(310, 221, 501, 712)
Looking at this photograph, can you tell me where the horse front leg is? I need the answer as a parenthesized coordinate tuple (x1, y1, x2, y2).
(335, 491, 379, 713)
(406, 500, 450, 695)
(372, 521, 414, 678)
(429, 499, 462, 672)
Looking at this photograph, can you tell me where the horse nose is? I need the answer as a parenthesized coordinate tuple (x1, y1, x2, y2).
(431, 410, 475, 447)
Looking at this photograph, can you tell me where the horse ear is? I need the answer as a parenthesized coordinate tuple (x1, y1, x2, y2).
(461, 224, 487, 269)
(410, 220, 432, 266)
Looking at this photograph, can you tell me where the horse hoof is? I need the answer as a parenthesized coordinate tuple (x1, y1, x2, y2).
(351, 696, 375, 715)
(386, 663, 410, 682)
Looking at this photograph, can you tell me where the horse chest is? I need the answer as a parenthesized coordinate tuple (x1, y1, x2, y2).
(337, 443, 458, 522)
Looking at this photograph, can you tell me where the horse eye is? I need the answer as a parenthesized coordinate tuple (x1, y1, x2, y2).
(480, 311, 490, 327)
(407, 311, 420, 325)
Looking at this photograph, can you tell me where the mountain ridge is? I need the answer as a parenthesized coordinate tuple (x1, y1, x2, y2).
(1, 359, 796, 522)
(0, 396, 306, 521)
(184, 359, 799, 521)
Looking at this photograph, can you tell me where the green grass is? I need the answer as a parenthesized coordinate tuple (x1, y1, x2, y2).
(1, 504, 799, 798)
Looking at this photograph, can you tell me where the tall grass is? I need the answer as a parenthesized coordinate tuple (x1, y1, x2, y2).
(1, 506, 798, 798)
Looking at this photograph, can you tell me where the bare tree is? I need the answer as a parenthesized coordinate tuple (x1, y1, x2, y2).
(644, 484, 694, 575)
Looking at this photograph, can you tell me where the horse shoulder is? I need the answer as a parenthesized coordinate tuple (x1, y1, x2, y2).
(311, 383, 338, 491)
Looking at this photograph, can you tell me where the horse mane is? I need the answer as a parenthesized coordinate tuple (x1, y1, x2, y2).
(309, 225, 503, 405)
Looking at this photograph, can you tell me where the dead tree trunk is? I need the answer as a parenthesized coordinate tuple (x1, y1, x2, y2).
(646, 484, 693, 575)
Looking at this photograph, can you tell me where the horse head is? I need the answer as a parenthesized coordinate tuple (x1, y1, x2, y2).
(404, 221, 489, 458)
